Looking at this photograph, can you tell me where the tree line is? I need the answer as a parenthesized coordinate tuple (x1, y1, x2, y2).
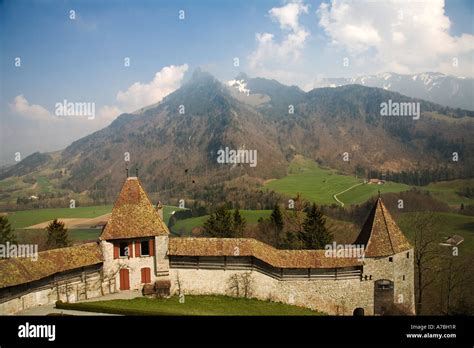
(202, 194, 333, 250)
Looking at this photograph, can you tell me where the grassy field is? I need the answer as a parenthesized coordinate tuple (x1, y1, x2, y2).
(171, 209, 272, 235)
(423, 179, 474, 206)
(265, 156, 471, 207)
(14, 228, 102, 243)
(398, 212, 474, 251)
(6, 205, 181, 229)
(337, 181, 411, 205)
(56, 295, 324, 315)
(6, 205, 113, 229)
(265, 158, 362, 205)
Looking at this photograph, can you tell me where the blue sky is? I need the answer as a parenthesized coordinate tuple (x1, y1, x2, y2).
(1, 0, 473, 164)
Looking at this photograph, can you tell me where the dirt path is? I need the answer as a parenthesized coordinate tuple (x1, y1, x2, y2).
(333, 182, 364, 207)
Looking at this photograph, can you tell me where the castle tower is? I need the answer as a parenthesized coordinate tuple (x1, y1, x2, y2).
(355, 197, 415, 315)
(100, 177, 170, 292)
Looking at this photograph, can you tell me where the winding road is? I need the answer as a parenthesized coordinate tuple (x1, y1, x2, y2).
(333, 182, 365, 207)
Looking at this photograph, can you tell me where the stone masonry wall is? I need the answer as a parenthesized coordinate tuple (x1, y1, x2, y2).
(361, 249, 415, 314)
(0, 268, 115, 315)
(169, 268, 375, 315)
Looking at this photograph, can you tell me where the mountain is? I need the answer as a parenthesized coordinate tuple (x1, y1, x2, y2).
(312, 72, 474, 111)
(2, 70, 474, 205)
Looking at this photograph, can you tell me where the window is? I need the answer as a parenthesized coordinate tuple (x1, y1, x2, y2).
(406, 252, 410, 259)
(141, 240, 150, 256)
(403, 275, 406, 280)
(119, 242, 129, 257)
(376, 280, 394, 290)
(389, 257, 393, 262)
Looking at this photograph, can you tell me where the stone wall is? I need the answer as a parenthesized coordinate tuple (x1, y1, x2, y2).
(169, 251, 415, 315)
(0, 266, 115, 315)
(362, 249, 415, 314)
(169, 267, 375, 315)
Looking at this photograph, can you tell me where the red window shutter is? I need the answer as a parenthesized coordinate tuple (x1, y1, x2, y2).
(141, 268, 151, 283)
(135, 241, 141, 257)
(149, 239, 154, 256)
(128, 242, 133, 258)
(113, 244, 119, 259)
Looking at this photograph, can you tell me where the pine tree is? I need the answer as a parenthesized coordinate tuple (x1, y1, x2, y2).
(269, 204, 284, 233)
(299, 203, 333, 249)
(0, 216, 16, 244)
(203, 206, 234, 237)
(46, 219, 70, 248)
(232, 208, 246, 237)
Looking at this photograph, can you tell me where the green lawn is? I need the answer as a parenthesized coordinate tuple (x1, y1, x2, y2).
(56, 295, 324, 315)
(171, 209, 272, 235)
(6, 205, 181, 229)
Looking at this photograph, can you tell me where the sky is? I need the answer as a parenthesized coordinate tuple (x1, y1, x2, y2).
(1, 0, 473, 164)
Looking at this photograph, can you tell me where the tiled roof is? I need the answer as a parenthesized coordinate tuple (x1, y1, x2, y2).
(168, 237, 362, 269)
(0, 242, 102, 289)
(354, 198, 412, 257)
(100, 177, 169, 240)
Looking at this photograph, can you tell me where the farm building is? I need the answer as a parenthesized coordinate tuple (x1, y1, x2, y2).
(0, 177, 415, 315)
(368, 178, 385, 185)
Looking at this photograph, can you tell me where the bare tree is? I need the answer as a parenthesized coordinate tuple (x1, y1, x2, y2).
(410, 212, 440, 314)
(240, 272, 254, 298)
(227, 274, 241, 297)
(438, 250, 471, 315)
(227, 272, 254, 298)
(176, 271, 182, 296)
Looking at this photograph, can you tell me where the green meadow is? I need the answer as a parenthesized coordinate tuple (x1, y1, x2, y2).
(6, 205, 180, 229)
(7, 205, 113, 229)
(264, 157, 471, 207)
(398, 212, 474, 251)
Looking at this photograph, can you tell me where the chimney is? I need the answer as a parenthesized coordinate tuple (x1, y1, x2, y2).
(156, 201, 163, 221)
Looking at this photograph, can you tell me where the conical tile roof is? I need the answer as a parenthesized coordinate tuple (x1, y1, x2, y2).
(100, 177, 169, 240)
(354, 198, 411, 257)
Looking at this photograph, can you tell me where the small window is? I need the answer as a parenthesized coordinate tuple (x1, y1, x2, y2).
(376, 279, 394, 290)
(406, 252, 410, 259)
(369, 275, 372, 280)
(403, 275, 406, 280)
(119, 242, 129, 257)
(389, 257, 393, 262)
(141, 240, 150, 256)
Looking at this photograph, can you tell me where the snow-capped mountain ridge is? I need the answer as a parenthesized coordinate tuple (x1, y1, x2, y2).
(313, 72, 473, 110)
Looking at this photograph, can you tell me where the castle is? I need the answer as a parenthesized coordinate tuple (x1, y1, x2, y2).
(0, 177, 415, 315)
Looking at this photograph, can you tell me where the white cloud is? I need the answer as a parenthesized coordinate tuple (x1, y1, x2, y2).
(269, 1, 308, 31)
(116, 64, 189, 112)
(248, 1, 310, 84)
(9, 95, 53, 121)
(97, 105, 123, 123)
(317, 0, 474, 76)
